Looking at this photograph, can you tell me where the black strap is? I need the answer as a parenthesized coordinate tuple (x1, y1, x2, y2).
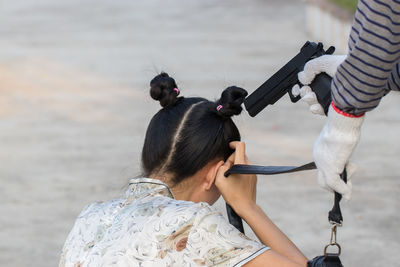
(224, 162, 346, 232)
(224, 162, 317, 233)
(226, 203, 244, 233)
(224, 162, 316, 176)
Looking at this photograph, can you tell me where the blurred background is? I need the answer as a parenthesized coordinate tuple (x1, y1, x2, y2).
(1, 0, 399, 266)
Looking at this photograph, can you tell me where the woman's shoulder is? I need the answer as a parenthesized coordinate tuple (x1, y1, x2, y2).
(63, 198, 120, 234)
(151, 200, 268, 267)
(59, 197, 128, 264)
(60, 196, 266, 266)
(77, 198, 121, 218)
(150, 198, 223, 225)
(71, 195, 211, 229)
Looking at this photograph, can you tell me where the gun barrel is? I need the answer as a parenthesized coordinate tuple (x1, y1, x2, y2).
(244, 41, 325, 117)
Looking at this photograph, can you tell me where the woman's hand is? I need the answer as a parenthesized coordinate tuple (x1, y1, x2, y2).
(215, 141, 257, 216)
(216, 142, 308, 266)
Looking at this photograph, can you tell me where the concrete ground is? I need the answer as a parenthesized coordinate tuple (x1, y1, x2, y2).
(0, 0, 399, 266)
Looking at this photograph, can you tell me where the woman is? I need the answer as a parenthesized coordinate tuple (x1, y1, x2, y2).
(59, 73, 308, 266)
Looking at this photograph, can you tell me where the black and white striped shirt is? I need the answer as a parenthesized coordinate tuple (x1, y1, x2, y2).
(332, 0, 400, 115)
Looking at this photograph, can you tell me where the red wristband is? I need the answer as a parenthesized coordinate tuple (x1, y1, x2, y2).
(331, 101, 364, 118)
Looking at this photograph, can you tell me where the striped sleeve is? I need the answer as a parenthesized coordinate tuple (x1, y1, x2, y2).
(386, 62, 400, 92)
(332, 0, 400, 115)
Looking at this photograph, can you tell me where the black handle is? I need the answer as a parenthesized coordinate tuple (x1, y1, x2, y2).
(328, 169, 348, 225)
(307, 45, 335, 115)
(310, 73, 332, 115)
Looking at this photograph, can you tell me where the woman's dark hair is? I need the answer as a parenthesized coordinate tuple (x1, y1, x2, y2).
(141, 72, 247, 186)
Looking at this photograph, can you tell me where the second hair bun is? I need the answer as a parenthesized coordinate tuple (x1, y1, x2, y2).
(217, 86, 248, 118)
(150, 72, 179, 108)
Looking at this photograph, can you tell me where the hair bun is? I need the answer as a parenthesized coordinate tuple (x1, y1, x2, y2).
(150, 72, 179, 108)
(216, 86, 248, 118)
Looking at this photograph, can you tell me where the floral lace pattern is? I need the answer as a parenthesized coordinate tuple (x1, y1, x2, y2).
(59, 178, 268, 266)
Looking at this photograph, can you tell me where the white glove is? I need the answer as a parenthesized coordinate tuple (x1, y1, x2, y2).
(291, 55, 347, 116)
(292, 84, 325, 115)
(298, 54, 347, 84)
(313, 103, 365, 201)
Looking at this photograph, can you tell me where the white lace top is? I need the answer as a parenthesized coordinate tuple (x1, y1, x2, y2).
(59, 178, 268, 266)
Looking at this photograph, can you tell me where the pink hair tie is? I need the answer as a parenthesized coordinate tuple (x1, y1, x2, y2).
(216, 105, 223, 111)
(173, 88, 180, 95)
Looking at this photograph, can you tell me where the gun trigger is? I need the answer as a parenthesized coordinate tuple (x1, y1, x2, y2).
(289, 87, 301, 103)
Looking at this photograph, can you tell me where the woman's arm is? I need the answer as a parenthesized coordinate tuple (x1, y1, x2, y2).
(244, 249, 304, 267)
(239, 204, 307, 267)
(215, 141, 308, 266)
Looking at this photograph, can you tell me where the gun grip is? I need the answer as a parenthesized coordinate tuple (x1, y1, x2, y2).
(310, 73, 332, 115)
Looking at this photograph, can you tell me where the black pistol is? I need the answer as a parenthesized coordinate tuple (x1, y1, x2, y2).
(244, 41, 335, 117)
(226, 41, 336, 234)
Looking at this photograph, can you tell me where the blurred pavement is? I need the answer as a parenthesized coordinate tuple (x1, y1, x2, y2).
(0, 0, 399, 266)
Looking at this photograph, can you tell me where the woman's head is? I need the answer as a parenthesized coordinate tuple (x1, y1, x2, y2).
(141, 72, 247, 189)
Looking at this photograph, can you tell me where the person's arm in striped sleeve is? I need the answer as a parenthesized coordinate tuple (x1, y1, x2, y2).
(332, 0, 400, 114)
(385, 62, 400, 93)
(293, 0, 400, 199)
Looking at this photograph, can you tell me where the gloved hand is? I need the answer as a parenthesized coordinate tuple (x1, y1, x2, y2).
(291, 55, 347, 116)
(292, 84, 325, 115)
(313, 102, 364, 201)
